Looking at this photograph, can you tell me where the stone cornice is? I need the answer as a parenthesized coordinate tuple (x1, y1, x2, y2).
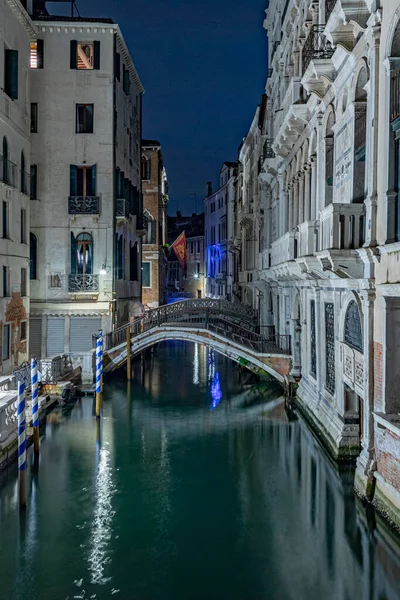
(6, 0, 36, 38)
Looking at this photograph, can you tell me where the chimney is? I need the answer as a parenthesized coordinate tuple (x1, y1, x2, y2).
(207, 182, 213, 197)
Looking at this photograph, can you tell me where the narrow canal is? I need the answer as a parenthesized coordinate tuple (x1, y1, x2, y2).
(1, 342, 400, 600)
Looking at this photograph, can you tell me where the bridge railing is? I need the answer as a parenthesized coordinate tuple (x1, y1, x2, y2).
(103, 301, 291, 356)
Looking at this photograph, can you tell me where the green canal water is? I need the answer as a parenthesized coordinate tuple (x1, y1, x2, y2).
(1, 341, 400, 599)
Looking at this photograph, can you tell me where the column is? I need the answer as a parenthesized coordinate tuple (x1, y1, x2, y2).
(298, 171, 305, 225)
(288, 185, 293, 231)
(310, 155, 317, 220)
(364, 25, 380, 246)
(304, 164, 311, 222)
(293, 178, 299, 228)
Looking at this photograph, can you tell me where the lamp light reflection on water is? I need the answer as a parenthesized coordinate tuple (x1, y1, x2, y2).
(193, 343, 199, 385)
(210, 372, 222, 410)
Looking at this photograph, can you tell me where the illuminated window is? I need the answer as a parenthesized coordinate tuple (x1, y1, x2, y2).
(70, 41, 100, 70)
(30, 40, 43, 69)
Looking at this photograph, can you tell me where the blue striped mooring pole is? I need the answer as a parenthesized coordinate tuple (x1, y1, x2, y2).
(95, 331, 102, 418)
(31, 358, 39, 455)
(18, 381, 27, 507)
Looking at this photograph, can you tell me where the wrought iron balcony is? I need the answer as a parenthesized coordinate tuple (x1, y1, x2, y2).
(116, 198, 129, 219)
(302, 25, 334, 74)
(68, 274, 99, 292)
(0, 155, 17, 187)
(20, 170, 30, 196)
(68, 196, 99, 215)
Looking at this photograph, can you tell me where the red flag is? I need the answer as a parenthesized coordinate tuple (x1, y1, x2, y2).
(171, 231, 187, 273)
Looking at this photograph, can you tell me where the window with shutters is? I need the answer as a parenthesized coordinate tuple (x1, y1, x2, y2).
(141, 156, 151, 180)
(21, 208, 27, 244)
(76, 104, 94, 134)
(70, 41, 100, 70)
(3, 324, 10, 360)
(72, 233, 93, 275)
(30, 165, 38, 199)
(4, 49, 18, 99)
(70, 165, 97, 196)
(2, 201, 9, 239)
(31, 103, 38, 133)
(30, 40, 44, 69)
(130, 242, 138, 281)
(30, 233, 37, 279)
(142, 262, 151, 288)
(21, 268, 27, 297)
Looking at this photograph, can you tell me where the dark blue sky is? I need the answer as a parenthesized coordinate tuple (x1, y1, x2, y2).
(56, 0, 267, 214)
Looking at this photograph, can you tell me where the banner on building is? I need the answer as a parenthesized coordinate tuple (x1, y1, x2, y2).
(171, 231, 187, 274)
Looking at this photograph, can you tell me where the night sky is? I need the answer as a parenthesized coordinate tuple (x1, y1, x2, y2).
(50, 0, 267, 214)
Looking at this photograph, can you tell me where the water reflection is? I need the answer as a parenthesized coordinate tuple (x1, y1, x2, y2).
(0, 343, 400, 599)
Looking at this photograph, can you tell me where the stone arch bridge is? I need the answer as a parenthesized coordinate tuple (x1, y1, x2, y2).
(102, 299, 292, 384)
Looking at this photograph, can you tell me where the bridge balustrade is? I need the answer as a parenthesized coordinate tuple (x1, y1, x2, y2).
(103, 299, 291, 357)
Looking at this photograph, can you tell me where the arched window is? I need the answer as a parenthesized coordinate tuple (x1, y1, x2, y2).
(344, 300, 363, 353)
(2, 137, 8, 184)
(20, 150, 26, 193)
(325, 111, 335, 206)
(30, 232, 37, 280)
(71, 232, 93, 275)
(353, 67, 368, 203)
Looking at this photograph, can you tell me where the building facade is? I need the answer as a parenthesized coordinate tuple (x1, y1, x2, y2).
(204, 163, 236, 300)
(260, 0, 400, 528)
(28, 3, 144, 370)
(0, 0, 35, 373)
(141, 140, 168, 310)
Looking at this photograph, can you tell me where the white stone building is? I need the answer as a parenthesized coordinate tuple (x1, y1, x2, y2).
(0, 0, 35, 373)
(27, 3, 144, 367)
(204, 163, 236, 300)
(260, 0, 400, 528)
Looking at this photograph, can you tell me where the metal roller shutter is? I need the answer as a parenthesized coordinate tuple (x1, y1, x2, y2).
(70, 317, 102, 352)
(47, 317, 65, 357)
(29, 318, 42, 358)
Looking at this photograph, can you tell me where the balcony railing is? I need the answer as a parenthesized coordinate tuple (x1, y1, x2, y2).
(68, 196, 99, 215)
(320, 203, 365, 250)
(390, 69, 400, 123)
(68, 274, 99, 292)
(271, 231, 297, 266)
(0, 155, 17, 187)
(325, 0, 337, 23)
(20, 170, 30, 196)
(302, 25, 334, 74)
(116, 198, 129, 219)
(298, 221, 320, 257)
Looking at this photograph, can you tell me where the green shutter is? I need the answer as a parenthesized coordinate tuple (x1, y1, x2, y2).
(5, 50, 18, 100)
(70, 165, 77, 196)
(93, 41, 100, 70)
(70, 40, 77, 69)
(37, 39, 44, 69)
(70, 233, 76, 274)
(91, 165, 97, 195)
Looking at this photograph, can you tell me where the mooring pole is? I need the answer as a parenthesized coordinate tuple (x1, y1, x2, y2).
(99, 330, 104, 392)
(18, 381, 27, 508)
(95, 331, 102, 418)
(31, 359, 39, 456)
(126, 325, 131, 381)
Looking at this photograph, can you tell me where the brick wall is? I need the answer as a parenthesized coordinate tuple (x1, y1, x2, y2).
(375, 423, 400, 491)
(374, 341, 383, 411)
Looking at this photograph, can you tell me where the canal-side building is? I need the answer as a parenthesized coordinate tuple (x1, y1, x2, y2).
(141, 140, 168, 310)
(261, 0, 400, 528)
(204, 163, 237, 300)
(0, 0, 35, 373)
(236, 100, 266, 313)
(27, 2, 144, 370)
